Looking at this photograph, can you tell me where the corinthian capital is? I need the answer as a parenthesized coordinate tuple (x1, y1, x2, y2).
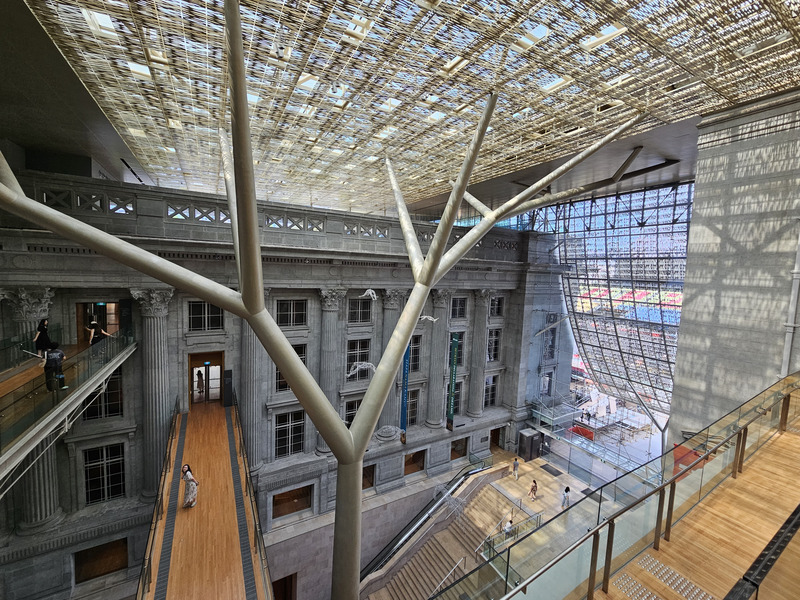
(2, 288, 54, 321)
(131, 288, 174, 317)
(382, 289, 405, 310)
(319, 288, 347, 311)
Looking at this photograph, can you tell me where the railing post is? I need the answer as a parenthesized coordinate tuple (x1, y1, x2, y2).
(653, 488, 665, 551)
(780, 393, 791, 432)
(587, 531, 600, 600)
(732, 429, 743, 479)
(602, 520, 615, 593)
(664, 482, 676, 542)
(738, 426, 748, 474)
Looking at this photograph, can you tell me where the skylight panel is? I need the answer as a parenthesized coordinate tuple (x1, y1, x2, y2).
(414, 0, 442, 9)
(579, 23, 627, 51)
(82, 9, 118, 40)
(600, 72, 633, 90)
(375, 126, 397, 139)
(167, 119, 182, 129)
(734, 31, 792, 59)
(247, 93, 260, 104)
(128, 62, 152, 80)
(342, 15, 373, 46)
(145, 47, 169, 66)
(542, 75, 573, 94)
(438, 56, 469, 77)
(296, 73, 319, 93)
(426, 111, 447, 122)
(378, 98, 402, 112)
(510, 25, 548, 53)
(129, 128, 147, 138)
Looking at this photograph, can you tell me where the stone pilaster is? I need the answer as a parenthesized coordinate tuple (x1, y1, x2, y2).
(1, 287, 54, 338)
(240, 290, 269, 468)
(467, 289, 492, 417)
(426, 289, 450, 428)
(378, 289, 405, 430)
(130, 288, 174, 495)
(316, 288, 347, 454)
(17, 440, 63, 532)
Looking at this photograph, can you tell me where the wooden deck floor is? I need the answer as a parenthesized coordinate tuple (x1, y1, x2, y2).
(585, 423, 800, 600)
(144, 401, 268, 600)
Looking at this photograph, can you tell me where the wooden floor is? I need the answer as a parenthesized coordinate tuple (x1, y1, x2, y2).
(585, 423, 800, 600)
(144, 401, 268, 600)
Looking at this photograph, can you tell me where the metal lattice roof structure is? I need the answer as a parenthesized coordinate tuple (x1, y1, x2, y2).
(21, 0, 800, 214)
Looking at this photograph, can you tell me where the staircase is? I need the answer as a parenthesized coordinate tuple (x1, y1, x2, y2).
(366, 484, 516, 600)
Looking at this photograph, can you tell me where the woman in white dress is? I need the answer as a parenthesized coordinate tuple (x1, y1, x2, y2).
(182, 464, 200, 508)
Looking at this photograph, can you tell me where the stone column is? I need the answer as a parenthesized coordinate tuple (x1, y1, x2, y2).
(17, 439, 63, 532)
(316, 288, 347, 454)
(378, 289, 405, 430)
(240, 290, 268, 468)
(2, 287, 54, 341)
(131, 288, 174, 495)
(426, 289, 450, 428)
(467, 289, 492, 417)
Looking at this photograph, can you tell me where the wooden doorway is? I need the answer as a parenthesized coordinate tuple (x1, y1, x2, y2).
(189, 352, 224, 405)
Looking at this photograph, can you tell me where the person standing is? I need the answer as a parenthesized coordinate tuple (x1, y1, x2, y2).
(196, 370, 205, 398)
(512, 457, 519, 480)
(43, 342, 67, 390)
(528, 479, 538, 500)
(504, 519, 513, 539)
(182, 464, 200, 508)
(33, 318, 52, 357)
(561, 486, 571, 509)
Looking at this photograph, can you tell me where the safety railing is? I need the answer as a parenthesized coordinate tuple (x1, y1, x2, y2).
(432, 372, 800, 599)
(431, 556, 466, 597)
(0, 334, 134, 456)
(136, 397, 180, 600)
(481, 511, 544, 560)
(231, 393, 274, 600)
(0, 325, 62, 372)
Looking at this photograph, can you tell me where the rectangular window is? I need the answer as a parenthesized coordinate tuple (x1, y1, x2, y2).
(407, 389, 419, 426)
(346, 339, 371, 380)
(541, 372, 553, 396)
(487, 329, 501, 362)
(404, 450, 425, 475)
(275, 410, 305, 458)
(451, 297, 467, 319)
(273, 484, 313, 518)
(409, 335, 421, 372)
(450, 332, 464, 366)
(344, 399, 362, 427)
(447, 380, 463, 415)
(84, 444, 125, 505)
(348, 298, 372, 324)
(484, 375, 497, 407)
(74, 539, 128, 584)
(83, 368, 123, 420)
(489, 296, 505, 317)
(188, 301, 223, 331)
(276, 344, 307, 392)
(276, 299, 308, 327)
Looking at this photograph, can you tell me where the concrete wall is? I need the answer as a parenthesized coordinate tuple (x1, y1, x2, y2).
(670, 89, 800, 442)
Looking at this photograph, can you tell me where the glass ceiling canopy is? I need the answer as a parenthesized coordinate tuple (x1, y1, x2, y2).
(24, 0, 800, 215)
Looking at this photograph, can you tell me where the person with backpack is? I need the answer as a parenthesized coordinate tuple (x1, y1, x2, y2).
(43, 342, 68, 391)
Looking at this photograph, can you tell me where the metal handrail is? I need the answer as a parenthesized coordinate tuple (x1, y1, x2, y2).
(136, 396, 180, 600)
(431, 556, 465, 596)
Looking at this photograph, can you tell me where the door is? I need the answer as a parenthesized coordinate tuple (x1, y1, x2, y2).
(188, 351, 224, 404)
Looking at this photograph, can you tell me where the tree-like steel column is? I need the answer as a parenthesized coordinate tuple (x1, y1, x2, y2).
(130, 288, 174, 495)
(0, 4, 644, 589)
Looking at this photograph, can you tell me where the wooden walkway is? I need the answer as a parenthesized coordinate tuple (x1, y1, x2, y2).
(144, 401, 268, 600)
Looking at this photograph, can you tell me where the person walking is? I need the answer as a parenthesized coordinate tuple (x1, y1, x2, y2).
(88, 317, 111, 345)
(43, 342, 68, 390)
(528, 479, 538, 500)
(512, 457, 519, 480)
(504, 519, 513, 539)
(182, 464, 200, 508)
(33, 318, 52, 357)
(561, 486, 571, 509)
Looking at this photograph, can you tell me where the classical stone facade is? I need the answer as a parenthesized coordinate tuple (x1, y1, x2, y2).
(0, 171, 571, 599)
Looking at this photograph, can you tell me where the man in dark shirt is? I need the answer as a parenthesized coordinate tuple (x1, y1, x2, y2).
(43, 342, 68, 390)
